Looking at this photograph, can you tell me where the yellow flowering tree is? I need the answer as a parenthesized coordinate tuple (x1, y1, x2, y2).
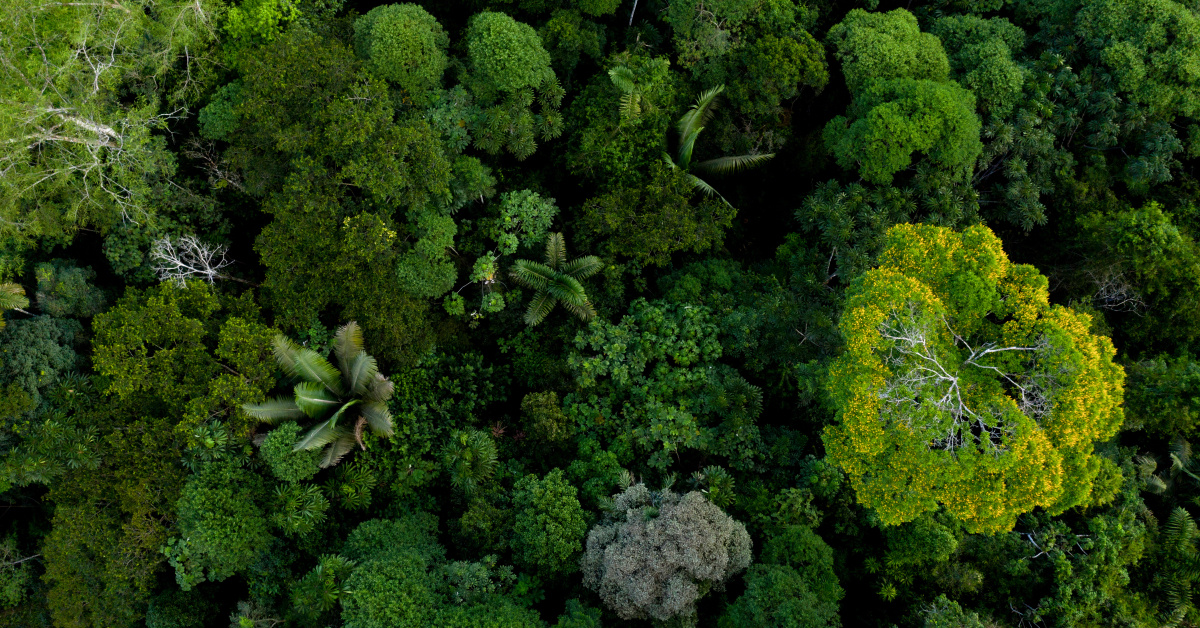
(823, 224, 1125, 533)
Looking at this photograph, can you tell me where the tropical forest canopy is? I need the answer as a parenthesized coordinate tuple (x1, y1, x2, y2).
(2, 0, 1200, 626)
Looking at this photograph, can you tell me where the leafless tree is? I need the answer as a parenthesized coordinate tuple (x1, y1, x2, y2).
(150, 235, 256, 287)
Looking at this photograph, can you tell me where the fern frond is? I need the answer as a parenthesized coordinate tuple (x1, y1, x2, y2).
(0, 283, 29, 311)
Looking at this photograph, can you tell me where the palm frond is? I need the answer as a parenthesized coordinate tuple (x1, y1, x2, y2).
(1146, 474, 1170, 494)
(344, 352, 378, 396)
(361, 401, 394, 437)
(290, 349, 345, 395)
(545, 232, 568, 269)
(677, 84, 724, 143)
(663, 152, 680, 170)
(320, 434, 357, 468)
(294, 419, 342, 451)
(608, 66, 636, 93)
(677, 125, 704, 171)
(523, 290, 558, 326)
(242, 397, 305, 424)
(364, 373, 394, 403)
(332, 321, 363, 371)
(1173, 436, 1194, 469)
(619, 94, 641, 120)
(509, 259, 557, 291)
(0, 283, 28, 311)
(692, 153, 776, 175)
(294, 382, 343, 419)
(687, 173, 731, 207)
(549, 276, 596, 322)
(561, 255, 603, 280)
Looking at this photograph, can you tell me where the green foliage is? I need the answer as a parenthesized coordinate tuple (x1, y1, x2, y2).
(259, 421, 322, 483)
(34, 260, 106, 318)
(827, 9, 950, 93)
(581, 162, 735, 267)
(271, 482, 330, 536)
(824, 78, 982, 185)
(1125, 355, 1200, 436)
(930, 15, 1027, 117)
(554, 599, 603, 628)
(483, 190, 559, 256)
(223, 0, 299, 46)
(0, 316, 81, 403)
(442, 429, 499, 496)
(520, 391, 572, 444)
(539, 10, 606, 79)
(728, 32, 829, 119)
(354, 4, 449, 106)
(511, 469, 588, 577)
(168, 460, 273, 589)
(198, 82, 243, 142)
(467, 12, 556, 97)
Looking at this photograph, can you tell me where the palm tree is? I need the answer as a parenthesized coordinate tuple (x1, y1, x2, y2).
(609, 65, 656, 122)
(0, 283, 29, 330)
(243, 322, 394, 468)
(441, 428, 498, 496)
(509, 232, 602, 326)
(664, 84, 775, 207)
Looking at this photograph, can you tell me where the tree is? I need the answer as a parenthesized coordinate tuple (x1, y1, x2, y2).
(466, 12, 555, 97)
(823, 224, 1126, 533)
(581, 483, 752, 625)
(149, 236, 235, 287)
(509, 233, 602, 326)
(258, 421, 322, 483)
(0, 0, 221, 242)
(510, 469, 588, 577)
(0, 316, 81, 403)
(243, 321, 396, 468)
(930, 15, 1028, 118)
(663, 85, 774, 206)
(33, 260, 106, 318)
(165, 460, 273, 590)
(826, 9, 950, 94)
(354, 4, 449, 106)
(823, 78, 982, 186)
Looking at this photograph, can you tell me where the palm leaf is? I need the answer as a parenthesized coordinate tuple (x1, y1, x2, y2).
(320, 434, 357, 468)
(608, 66, 636, 93)
(332, 321, 364, 373)
(677, 125, 704, 171)
(561, 255, 603, 280)
(0, 283, 28, 311)
(619, 93, 641, 120)
(361, 401, 394, 437)
(523, 290, 558, 326)
(364, 373, 394, 403)
(692, 153, 775, 175)
(294, 419, 342, 452)
(545, 232, 568, 269)
(548, 276, 596, 322)
(242, 397, 305, 424)
(677, 84, 724, 145)
(294, 381, 343, 419)
(509, 259, 557, 291)
(290, 349, 345, 395)
(344, 352, 378, 396)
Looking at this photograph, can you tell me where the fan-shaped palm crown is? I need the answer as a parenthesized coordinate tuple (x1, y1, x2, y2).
(509, 232, 602, 326)
(664, 84, 775, 206)
(243, 322, 394, 468)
